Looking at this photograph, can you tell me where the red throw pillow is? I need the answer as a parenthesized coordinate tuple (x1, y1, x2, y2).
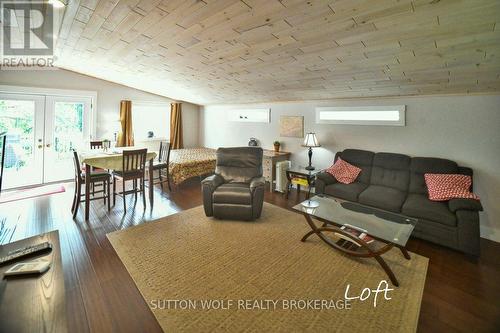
(325, 157, 361, 184)
(424, 173, 480, 201)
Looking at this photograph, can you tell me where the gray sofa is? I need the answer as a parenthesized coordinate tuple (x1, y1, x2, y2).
(202, 147, 266, 221)
(315, 149, 483, 256)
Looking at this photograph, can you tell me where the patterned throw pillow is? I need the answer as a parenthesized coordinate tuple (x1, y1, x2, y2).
(424, 173, 480, 201)
(325, 157, 362, 184)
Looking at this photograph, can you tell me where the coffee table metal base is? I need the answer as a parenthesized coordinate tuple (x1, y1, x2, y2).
(300, 213, 411, 287)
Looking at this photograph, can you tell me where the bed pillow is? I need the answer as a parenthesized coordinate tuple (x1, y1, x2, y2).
(424, 173, 480, 201)
(325, 157, 361, 184)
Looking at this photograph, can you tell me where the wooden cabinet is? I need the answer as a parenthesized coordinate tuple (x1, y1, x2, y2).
(263, 157, 273, 182)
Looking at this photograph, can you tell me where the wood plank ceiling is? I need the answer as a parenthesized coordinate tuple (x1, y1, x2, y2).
(54, 0, 500, 105)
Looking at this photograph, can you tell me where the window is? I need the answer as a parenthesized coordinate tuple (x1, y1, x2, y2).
(227, 109, 271, 123)
(316, 105, 406, 126)
(132, 102, 170, 140)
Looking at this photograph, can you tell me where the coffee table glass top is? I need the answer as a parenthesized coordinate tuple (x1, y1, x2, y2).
(292, 195, 418, 247)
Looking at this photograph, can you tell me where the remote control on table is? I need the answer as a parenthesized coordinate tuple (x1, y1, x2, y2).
(4, 258, 51, 276)
(0, 242, 52, 265)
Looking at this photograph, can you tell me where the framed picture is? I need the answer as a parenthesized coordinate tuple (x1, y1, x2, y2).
(280, 116, 304, 138)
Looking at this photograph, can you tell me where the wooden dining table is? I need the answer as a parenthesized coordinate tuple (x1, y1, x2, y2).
(80, 148, 157, 221)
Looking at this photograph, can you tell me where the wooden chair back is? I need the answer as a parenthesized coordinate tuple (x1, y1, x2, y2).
(122, 149, 148, 175)
(90, 141, 103, 149)
(0, 132, 6, 193)
(72, 151, 83, 183)
(158, 141, 171, 164)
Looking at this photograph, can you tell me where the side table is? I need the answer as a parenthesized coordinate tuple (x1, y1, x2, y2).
(285, 166, 321, 199)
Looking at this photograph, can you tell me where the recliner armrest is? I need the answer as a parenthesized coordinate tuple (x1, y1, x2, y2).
(201, 174, 225, 217)
(316, 172, 337, 185)
(250, 177, 266, 192)
(201, 174, 224, 192)
(448, 198, 483, 212)
(249, 177, 265, 219)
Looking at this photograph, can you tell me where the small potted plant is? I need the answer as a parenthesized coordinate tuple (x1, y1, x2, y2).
(273, 140, 281, 152)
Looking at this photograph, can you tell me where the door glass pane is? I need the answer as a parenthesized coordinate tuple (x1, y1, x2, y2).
(0, 99, 39, 189)
(48, 102, 85, 181)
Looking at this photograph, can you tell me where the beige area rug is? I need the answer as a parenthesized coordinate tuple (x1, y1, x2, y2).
(107, 203, 428, 333)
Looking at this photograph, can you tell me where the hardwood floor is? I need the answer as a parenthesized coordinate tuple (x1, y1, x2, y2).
(1, 179, 499, 333)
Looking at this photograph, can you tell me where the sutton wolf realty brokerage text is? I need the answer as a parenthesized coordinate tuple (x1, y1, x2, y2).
(150, 299, 352, 311)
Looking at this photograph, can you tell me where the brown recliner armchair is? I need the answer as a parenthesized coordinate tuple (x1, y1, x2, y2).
(202, 147, 265, 221)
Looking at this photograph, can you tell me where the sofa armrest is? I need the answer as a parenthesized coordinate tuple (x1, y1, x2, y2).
(315, 172, 337, 195)
(201, 174, 224, 217)
(316, 172, 337, 185)
(458, 166, 473, 177)
(202, 174, 224, 191)
(456, 210, 481, 256)
(250, 177, 266, 192)
(449, 198, 483, 212)
(249, 177, 265, 219)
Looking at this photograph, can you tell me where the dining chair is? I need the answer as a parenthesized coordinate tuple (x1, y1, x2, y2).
(72, 151, 111, 219)
(150, 141, 172, 191)
(89, 140, 107, 193)
(112, 148, 148, 213)
(0, 132, 6, 194)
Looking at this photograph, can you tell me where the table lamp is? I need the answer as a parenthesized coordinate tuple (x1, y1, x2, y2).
(302, 132, 320, 170)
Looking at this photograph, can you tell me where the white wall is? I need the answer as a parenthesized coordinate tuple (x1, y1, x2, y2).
(0, 69, 200, 147)
(181, 102, 199, 148)
(200, 95, 500, 243)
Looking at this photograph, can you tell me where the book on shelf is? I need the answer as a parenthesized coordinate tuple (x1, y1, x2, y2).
(335, 225, 374, 246)
(291, 177, 308, 186)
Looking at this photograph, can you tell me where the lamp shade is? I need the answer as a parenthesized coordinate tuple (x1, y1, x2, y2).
(303, 133, 320, 147)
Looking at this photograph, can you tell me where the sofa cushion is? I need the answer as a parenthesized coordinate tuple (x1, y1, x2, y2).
(402, 194, 456, 226)
(337, 149, 374, 184)
(358, 185, 407, 213)
(409, 157, 458, 194)
(424, 173, 479, 201)
(324, 182, 368, 202)
(213, 183, 251, 205)
(325, 157, 361, 184)
(370, 152, 411, 191)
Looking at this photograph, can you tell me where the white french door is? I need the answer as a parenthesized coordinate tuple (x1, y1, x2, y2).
(0, 93, 92, 189)
(0, 93, 45, 188)
(43, 96, 91, 183)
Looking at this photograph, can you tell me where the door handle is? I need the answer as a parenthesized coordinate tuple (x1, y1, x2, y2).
(38, 145, 43, 149)
(46, 144, 51, 148)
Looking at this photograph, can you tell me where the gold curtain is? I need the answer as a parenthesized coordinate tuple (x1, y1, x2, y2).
(170, 102, 183, 149)
(116, 100, 134, 147)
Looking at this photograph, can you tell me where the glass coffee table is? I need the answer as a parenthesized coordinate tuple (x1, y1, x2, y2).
(293, 194, 418, 286)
